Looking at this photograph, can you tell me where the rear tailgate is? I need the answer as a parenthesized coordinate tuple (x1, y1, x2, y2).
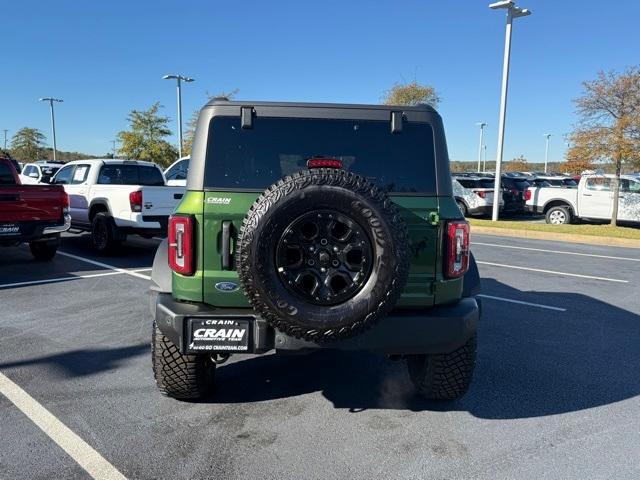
(0, 185, 67, 222)
(139, 186, 185, 216)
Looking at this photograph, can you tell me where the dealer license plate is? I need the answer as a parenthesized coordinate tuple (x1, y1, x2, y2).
(187, 319, 250, 352)
(0, 223, 20, 236)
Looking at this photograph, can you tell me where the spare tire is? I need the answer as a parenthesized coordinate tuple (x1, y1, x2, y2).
(236, 168, 410, 343)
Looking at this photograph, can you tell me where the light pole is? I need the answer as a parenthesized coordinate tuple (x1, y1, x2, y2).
(543, 133, 551, 173)
(489, 1, 531, 221)
(483, 144, 487, 171)
(162, 74, 194, 158)
(476, 122, 487, 172)
(2, 129, 7, 150)
(39, 97, 63, 161)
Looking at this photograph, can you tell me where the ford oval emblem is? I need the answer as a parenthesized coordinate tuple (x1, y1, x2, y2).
(215, 281, 238, 292)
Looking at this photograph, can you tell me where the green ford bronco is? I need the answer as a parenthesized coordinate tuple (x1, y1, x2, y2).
(150, 100, 480, 401)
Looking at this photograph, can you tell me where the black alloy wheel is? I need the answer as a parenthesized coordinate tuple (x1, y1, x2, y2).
(275, 210, 373, 306)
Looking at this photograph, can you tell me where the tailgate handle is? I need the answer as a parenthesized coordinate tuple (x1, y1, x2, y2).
(174, 193, 183, 200)
(221, 221, 233, 270)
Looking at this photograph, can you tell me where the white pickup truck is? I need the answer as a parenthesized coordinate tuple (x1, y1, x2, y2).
(50, 159, 185, 252)
(526, 174, 640, 225)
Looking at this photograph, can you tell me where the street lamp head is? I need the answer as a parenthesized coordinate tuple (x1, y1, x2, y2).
(489, 1, 514, 9)
(512, 7, 531, 18)
(477, 122, 487, 127)
(39, 97, 63, 103)
(163, 74, 194, 82)
(544, 133, 551, 139)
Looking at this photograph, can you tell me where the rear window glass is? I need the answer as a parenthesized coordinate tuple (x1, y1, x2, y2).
(98, 165, 164, 186)
(204, 116, 437, 193)
(457, 179, 478, 189)
(0, 162, 16, 184)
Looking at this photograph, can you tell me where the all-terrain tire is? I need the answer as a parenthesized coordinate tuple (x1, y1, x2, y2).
(151, 320, 216, 400)
(29, 240, 58, 261)
(236, 168, 410, 343)
(90, 212, 121, 254)
(406, 334, 477, 400)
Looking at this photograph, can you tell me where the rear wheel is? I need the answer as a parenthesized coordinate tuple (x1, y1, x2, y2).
(406, 334, 477, 400)
(29, 240, 58, 261)
(545, 205, 572, 225)
(456, 200, 468, 217)
(90, 212, 121, 253)
(151, 320, 216, 400)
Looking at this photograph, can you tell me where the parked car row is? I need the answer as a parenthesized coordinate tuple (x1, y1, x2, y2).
(527, 174, 640, 225)
(4, 155, 189, 253)
(452, 171, 588, 218)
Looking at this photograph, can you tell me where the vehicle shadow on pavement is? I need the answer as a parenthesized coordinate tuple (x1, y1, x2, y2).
(208, 279, 640, 418)
(0, 344, 148, 378)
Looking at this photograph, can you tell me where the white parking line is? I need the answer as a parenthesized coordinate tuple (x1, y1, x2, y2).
(478, 294, 566, 312)
(474, 242, 640, 262)
(58, 251, 151, 280)
(0, 268, 153, 290)
(476, 261, 628, 283)
(0, 372, 126, 480)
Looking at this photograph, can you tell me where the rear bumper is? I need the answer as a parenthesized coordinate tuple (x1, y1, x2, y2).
(151, 293, 479, 356)
(114, 214, 168, 235)
(0, 215, 69, 245)
(525, 204, 542, 214)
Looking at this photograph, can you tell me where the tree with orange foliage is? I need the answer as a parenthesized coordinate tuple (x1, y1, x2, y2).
(503, 155, 528, 172)
(566, 67, 640, 225)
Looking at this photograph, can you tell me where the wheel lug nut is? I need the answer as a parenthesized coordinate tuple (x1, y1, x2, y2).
(308, 259, 315, 266)
(331, 260, 339, 267)
(309, 246, 315, 252)
(320, 267, 326, 273)
(320, 238, 328, 246)
(333, 246, 339, 252)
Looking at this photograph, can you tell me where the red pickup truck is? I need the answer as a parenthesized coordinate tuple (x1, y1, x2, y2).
(0, 156, 70, 260)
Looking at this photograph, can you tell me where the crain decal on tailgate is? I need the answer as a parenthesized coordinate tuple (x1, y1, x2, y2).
(207, 197, 231, 205)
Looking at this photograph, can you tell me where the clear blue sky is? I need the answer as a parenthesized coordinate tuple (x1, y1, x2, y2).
(2, 0, 638, 164)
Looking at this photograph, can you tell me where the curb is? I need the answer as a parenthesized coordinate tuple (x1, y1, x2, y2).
(471, 225, 640, 249)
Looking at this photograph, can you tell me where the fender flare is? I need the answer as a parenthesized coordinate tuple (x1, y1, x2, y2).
(151, 238, 172, 293)
(462, 252, 481, 298)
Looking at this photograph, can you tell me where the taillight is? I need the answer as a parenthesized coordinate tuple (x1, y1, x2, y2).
(306, 157, 343, 169)
(444, 221, 470, 279)
(473, 190, 487, 199)
(524, 189, 532, 201)
(129, 190, 143, 212)
(168, 215, 195, 276)
(62, 192, 69, 213)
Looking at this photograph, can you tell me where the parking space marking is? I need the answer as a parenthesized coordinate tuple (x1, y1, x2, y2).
(474, 242, 640, 262)
(0, 268, 153, 290)
(58, 251, 152, 280)
(476, 261, 629, 283)
(0, 372, 126, 480)
(478, 294, 566, 312)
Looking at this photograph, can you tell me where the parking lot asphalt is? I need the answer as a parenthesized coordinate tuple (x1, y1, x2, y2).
(1, 231, 639, 479)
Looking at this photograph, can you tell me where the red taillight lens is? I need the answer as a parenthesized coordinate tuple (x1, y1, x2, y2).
(62, 192, 69, 213)
(129, 190, 143, 212)
(524, 189, 532, 201)
(444, 221, 470, 279)
(168, 215, 195, 276)
(306, 157, 343, 169)
(473, 190, 487, 199)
